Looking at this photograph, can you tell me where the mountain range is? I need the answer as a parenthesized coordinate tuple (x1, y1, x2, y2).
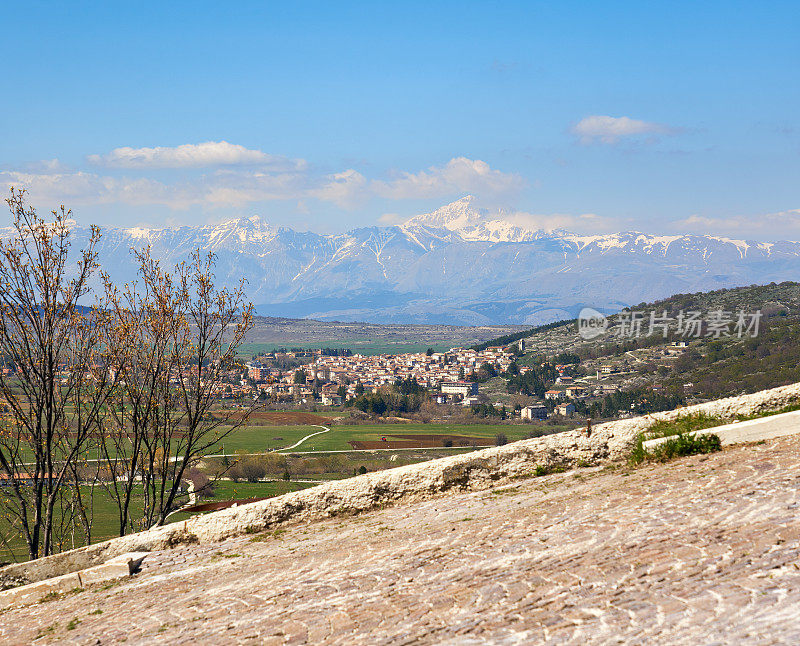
(16, 196, 800, 325)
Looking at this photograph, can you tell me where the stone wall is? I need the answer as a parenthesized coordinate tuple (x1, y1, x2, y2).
(3, 380, 799, 589)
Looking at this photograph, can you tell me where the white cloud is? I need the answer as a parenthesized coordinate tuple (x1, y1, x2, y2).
(377, 212, 406, 225)
(1, 170, 196, 209)
(571, 115, 674, 144)
(87, 141, 305, 170)
(26, 158, 68, 173)
(372, 157, 525, 200)
(504, 210, 620, 234)
(2, 155, 525, 212)
(675, 214, 744, 231)
(674, 209, 800, 238)
(202, 169, 309, 207)
(309, 169, 369, 208)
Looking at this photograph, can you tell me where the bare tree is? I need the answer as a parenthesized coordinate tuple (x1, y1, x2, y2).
(239, 455, 267, 483)
(0, 190, 253, 558)
(0, 189, 121, 559)
(148, 249, 253, 525)
(100, 247, 253, 530)
(97, 254, 180, 536)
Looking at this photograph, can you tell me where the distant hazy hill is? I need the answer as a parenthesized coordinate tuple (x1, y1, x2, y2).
(12, 196, 800, 325)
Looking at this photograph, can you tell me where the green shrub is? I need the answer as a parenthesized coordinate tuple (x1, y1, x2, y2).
(651, 432, 721, 461)
(630, 431, 721, 465)
(644, 413, 727, 440)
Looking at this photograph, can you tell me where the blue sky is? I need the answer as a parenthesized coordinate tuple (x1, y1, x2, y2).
(1, 1, 798, 238)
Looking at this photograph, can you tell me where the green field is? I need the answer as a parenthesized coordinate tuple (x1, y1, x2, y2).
(208, 425, 324, 453)
(209, 422, 561, 454)
(6, 419, 545, 465)
(1, 422, 570, 562)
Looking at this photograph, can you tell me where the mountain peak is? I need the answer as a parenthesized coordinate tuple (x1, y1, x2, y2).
(234, 215, 264, 229)
(404, 197, 555, 243)
(405, 195, 489, 231)
(452, 194, 477, 205)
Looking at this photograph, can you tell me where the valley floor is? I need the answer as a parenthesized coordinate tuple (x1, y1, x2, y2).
(2, 436, 800, 644)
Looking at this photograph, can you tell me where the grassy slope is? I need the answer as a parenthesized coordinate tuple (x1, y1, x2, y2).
(209, 425, 323, 453)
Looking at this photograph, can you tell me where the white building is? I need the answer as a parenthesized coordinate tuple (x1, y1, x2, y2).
(321, 393, 342, 406)
(557, 402, 576, 417)
(441, 381, 478, 398)
(521, 405, 548, 420)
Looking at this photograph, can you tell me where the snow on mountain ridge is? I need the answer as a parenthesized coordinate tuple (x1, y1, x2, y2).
(5, 197, 791, 252)
(404, 195, 486, 229)
(1, 197, 799, 324)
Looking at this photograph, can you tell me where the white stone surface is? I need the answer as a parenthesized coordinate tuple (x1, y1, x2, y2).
(0, 571, 82, 609)
(0, 552, 148, 609)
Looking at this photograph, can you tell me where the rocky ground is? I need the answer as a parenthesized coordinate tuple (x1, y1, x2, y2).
(2, 434, 798, 645)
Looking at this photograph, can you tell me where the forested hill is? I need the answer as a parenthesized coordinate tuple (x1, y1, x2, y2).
(496, 281, 800, 401)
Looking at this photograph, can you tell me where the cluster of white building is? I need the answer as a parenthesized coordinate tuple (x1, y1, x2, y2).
(245, 346, 521, 404)
(307, 346, 514, 387)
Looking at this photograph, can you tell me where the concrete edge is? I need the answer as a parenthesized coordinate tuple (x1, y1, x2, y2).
(642, 409, 800, 451)
(0, 552, 148, 610)
(3, 380, 800, 589)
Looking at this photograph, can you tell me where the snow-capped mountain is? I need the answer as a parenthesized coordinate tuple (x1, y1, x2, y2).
(404, 196, 551, 242)
(6, 197, 800, 324)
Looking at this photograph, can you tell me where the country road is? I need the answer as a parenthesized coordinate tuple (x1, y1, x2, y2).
(276, 425, 331, 452)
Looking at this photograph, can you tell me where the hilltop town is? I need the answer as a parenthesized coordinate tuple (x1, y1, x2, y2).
(244, 345, 517, 405)
(235, 335, 687, 421)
